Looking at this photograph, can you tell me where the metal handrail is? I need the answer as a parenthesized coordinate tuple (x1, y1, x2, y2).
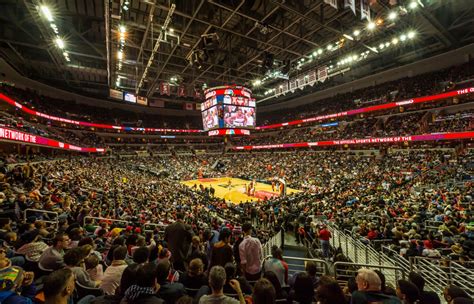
(83, 216, 130, 227)
(334, 261, 405, 287)
(23, 208, 59, 228)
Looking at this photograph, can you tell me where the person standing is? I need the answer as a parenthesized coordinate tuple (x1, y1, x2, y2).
(318, 225, 332, 260)
(239, 223, 262, 281)
(164, 212, 193, 271)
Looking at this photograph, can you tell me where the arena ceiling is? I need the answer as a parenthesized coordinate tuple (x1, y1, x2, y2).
(0, 0, 473, 101)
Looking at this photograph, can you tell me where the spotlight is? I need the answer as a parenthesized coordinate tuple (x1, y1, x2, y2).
(407, 31, 416, 39)
(55, 38, 65, 49)
(353, 29, 361, 37)
(40, 6, 54, 22)
(388, 11, 398, 20)
(409, 1, 418, 9)
(367, 22, 376, 30)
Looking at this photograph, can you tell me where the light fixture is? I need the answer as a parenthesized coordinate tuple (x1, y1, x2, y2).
(400, 34, 407, 41)
(353, 29, 361, 37)
(388, 11, 398, 20)
(367, 22, 376, 30)
(385, 42, 390, 47)
(392, 37, 399, 44)
(253, 79, 262, 87)
(55, 38, 65, 49)
(169, 28, 174, 33)
(119, 25, 126, 33)
(343, 34, 354, 41)
(317, 48, 323, 54)
(409, 1, 418, 9)
(327, 44, 333, 51)
(312, 51, 318, 56)
(117, 51, 123, 60)
(407, 31, 416, 39)
(40, 6, 54, 22)
(379, 43, 385, 50)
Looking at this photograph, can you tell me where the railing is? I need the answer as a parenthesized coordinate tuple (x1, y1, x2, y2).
(334, 262, 404, 288)
(330, 224, 474, 298)
(83, 216, 130, 227)
(282, 256, 328, 277)
(261, 229, 283, 260)
(23, 209, 58, 228)
(409, 256, 474, 299)
(329, 225, 405, 287)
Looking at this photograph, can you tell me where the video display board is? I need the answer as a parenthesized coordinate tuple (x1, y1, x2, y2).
(201, 85, 256, 131)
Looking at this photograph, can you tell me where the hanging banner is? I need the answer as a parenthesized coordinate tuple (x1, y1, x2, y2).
(160, 82, 170, 95)
(297, 75, 307, 90)
(307, 70, 317, 85)
(178, 86, 186, 97)
(361, 0, 371, 20)
(344, 0, 356, 15)
(317, 66, 328, 83)
(184, 103, 194, 110)
(194, 88, 202, 100)
(324, 0, 338, 9)
(289, 79, 297, 92)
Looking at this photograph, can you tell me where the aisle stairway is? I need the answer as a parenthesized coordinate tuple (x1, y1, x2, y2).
(283, 244, 308, 276)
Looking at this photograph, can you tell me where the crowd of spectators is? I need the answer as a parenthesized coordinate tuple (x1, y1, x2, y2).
(0, 146, 472, 303)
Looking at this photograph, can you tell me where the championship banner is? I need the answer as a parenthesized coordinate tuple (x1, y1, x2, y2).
(317, 66, 328, 83)
(184, 103, 194, 110)
(137, 96, 148, 106)
(289, 79, 297, 92)
(159, 82, 170, 95)
(361, 0, 371, 20)
(307, 70, 317, 85)
(178, 86, 186, 97)
(194, 88, 201, 100)
(344, 0, 356, 15)
(324, 0, 338, 9)
(297, 75, 307, 89)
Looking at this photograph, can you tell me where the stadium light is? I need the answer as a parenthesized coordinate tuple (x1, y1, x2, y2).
(55, 38, 65, 49)
(317, 48, 323, 54)
(117, 50, 123, 60)
(388, 11, 398, 20)
(353, 29, 361, 37)
(367, 21, 376, 30)
(253, 79, 262, 87)
(392, 37, 399, 45)
(400, 34, 407, 41)
(119, 25, 126, 34)
(40, 6, 54, 22)
(409, 1, 418, 9)
(327, 44, 333, 51)
(343, 34, 354, 41)
(408, 31, 416, 39)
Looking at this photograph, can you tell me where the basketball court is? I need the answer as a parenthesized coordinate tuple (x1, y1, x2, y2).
(181, 177, 301, 204)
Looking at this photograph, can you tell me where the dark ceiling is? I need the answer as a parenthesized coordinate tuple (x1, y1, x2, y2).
(0, 0, 473, 102)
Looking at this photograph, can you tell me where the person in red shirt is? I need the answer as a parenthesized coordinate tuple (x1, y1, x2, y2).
(318, 225, 332, 259)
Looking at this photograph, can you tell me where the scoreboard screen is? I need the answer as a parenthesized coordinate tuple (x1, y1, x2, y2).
(201, 85, 256, 131)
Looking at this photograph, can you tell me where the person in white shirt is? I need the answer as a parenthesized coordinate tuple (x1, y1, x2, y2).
(100, 246, 129, 295)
